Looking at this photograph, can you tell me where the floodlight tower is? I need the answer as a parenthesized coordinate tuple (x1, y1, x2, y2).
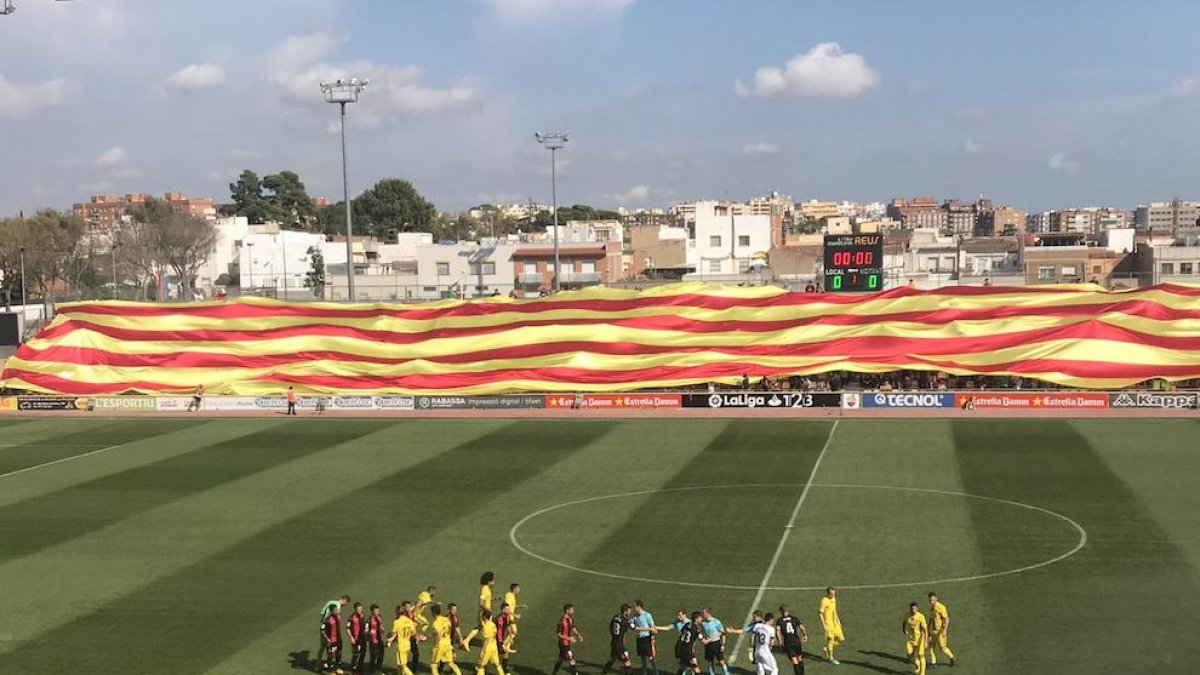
(534, 131, 569, 292)
(320, 77, 368, 301)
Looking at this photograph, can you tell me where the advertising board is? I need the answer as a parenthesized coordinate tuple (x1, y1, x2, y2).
(415, 395, 546, 410)
(93, 396, 157, 412)
(851, 392, 957, 409)
(545, 394, 682, 409)
(955, 392, 1108, 410)
(1108, 392, 1197, 409)
(682, 392, 842, 409)
(16, 396, 93, 411)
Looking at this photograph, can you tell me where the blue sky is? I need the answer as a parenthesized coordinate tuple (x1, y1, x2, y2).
(2, 0, 1199, 215)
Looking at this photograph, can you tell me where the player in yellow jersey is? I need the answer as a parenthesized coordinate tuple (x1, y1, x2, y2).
(416, 586, 438, 633)
(902, 603, 928, 675)
(476, 610, 505, 675)
(502, 583, 522, 653)
(465, 571, 496, 648)
(926, 593, 955, 668)
(431, 603, 463, 675)
(818, 587, 845, 665)
(388, 603, 425, 675)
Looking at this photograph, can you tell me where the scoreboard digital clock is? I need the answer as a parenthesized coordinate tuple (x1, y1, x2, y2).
(823, 234, 884, 292)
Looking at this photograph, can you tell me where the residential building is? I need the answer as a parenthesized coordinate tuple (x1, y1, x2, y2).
(240, 226, 332, 297)
(960, 237, 1022, 278)
(746, 191, 794, 216)
(1138, 238, 1200, 285)
(1134, 200, 1200, 232)
(1023, 244, 1091, 284)
(71, 191, 216, 231)
(628, 224, 688, 278)
(415, 240, 517, 299)
(1027, 211, 1052, 234)
(692, 200, 772, 276)
(942, 199, 977, 236)
(797, 200, 842, 222)
(512, 242, 622, 295)
(977, 206, 1026, 237)
(887, 197, 946, 230)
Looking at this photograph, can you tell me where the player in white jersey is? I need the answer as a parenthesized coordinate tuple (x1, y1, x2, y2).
(751, 613, 779, 675)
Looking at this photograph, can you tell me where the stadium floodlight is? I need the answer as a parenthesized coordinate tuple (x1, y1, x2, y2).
(320, 77, 369, 302)
(534, 131, 569, 292)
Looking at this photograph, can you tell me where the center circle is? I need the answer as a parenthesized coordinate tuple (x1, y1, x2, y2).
(509, 484, 1087, 591)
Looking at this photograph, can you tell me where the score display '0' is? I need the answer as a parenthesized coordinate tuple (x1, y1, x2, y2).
(823, 234, 885, 292)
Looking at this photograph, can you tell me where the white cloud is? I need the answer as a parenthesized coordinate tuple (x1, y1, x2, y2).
(266, 32, 482, 127)
(95, 146, 129, 168)
(485, 0, 636, 21)
(0, 75, 81, 118)
(1167, 77, 1199, 100)
(741, 142, 780, 156)
(610, 185, 651, 204)
(735, 43, 880, 99)
(963, 138, 983, 155)
(1048, 153, 1079, 173)
(163, 63, 227, 91)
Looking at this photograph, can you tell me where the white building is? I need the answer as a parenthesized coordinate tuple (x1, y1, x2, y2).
(692, 201, 772, 276)
(240, 227, 331, 297)
(415, 240, 517, 299)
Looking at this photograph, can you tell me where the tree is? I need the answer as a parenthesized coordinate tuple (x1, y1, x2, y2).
(129, 198, 218, 300)
(316, 201, 347, 235)
(0, 210, 87, 305)
(263, 170, 316, 229)
(351, 178, 437, 240)
(220, 169, 284, 224)
(303, 246, 326, 299)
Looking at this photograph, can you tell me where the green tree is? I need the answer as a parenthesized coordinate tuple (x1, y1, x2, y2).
(316, 201, 347, 235)
(0, 210, 87, 304)
(263, 170, 316, 229)
(303, 246, 326, 299)
(351, 178, 437, 240)
(219, 170, 284, 224)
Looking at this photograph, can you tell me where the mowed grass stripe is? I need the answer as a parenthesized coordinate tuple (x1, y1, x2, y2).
(774, 420, 1005, 672)
(5, 420, 618, 675)
(953, 420, 1200, 675)
(525, 420, 833, 668)
(0, 420, 483, 656)
(0, 419, 208, 475)
(0, 420, 395, 566)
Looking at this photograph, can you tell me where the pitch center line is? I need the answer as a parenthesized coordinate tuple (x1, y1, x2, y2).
(0, 443, 128, 480)
(730, 419, 839, 663)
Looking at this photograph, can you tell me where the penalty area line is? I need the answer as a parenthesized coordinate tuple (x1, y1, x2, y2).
(729, 419, 839, 664)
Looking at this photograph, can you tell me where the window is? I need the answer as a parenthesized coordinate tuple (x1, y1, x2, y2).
(581, 261, 596, 273)
(481, 262, 496, 275)
(1062, 265, 1077, 277)
(1182, 263, 1195, 275)
(1038, 266, 1055, 280)
(1092, 265, 1102, 274)
(436, 262, 450, 275)
(710, 235, 722, 247)
(927, 257, 939, 272)
(738, 258, 750, 273)
(706, 259, 722, 273)
(1161, 263, 1175, 275)
(738, 235, 750, 247)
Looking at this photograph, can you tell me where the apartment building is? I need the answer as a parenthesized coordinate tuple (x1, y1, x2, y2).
(71, 191, 216, 230)
(1134, 200, 1200, 232)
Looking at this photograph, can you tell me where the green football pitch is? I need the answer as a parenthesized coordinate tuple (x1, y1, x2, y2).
(1, 416, 1199, 675)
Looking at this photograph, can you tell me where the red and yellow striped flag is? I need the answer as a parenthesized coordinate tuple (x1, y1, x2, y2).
(3, 283, 1199, 394)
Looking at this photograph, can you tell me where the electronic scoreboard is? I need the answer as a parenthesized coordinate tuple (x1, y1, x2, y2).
(823, 234, 884, 292)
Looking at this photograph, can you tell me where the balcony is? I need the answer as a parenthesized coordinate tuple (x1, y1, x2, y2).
(560, 271, 601, 284)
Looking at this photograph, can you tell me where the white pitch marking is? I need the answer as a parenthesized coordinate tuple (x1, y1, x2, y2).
(729, 420, 839, 663)
(508, 484, 1088, 591)
(0, 444, 128, 480)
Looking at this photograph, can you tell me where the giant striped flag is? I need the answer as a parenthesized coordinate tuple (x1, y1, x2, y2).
(2, 282, 1199, 394)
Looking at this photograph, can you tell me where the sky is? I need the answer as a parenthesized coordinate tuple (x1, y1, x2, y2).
(2, 0, 1200, 216)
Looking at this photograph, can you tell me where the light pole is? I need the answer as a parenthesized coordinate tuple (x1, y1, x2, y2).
(111, 241, 119, 300)
(246, 242, 255, 294)
(535, 131, 569, 292)
(320, 77, 369, 302)
(19, 245, 26, 310)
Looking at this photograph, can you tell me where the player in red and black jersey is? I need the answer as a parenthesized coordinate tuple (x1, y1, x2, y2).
(367, 604, 386, 673)
(776, 606, 808, 675)
(322, 604, 344, 673)
(552, 603, 584, 675)
(602, 603, 636, 675)
(496, 603, 514, 672)
(448, 603, 467, 649)
(346, 602, 367, 674)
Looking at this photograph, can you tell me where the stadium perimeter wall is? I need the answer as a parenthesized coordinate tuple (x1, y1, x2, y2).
(1, 391, 1196, 418)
